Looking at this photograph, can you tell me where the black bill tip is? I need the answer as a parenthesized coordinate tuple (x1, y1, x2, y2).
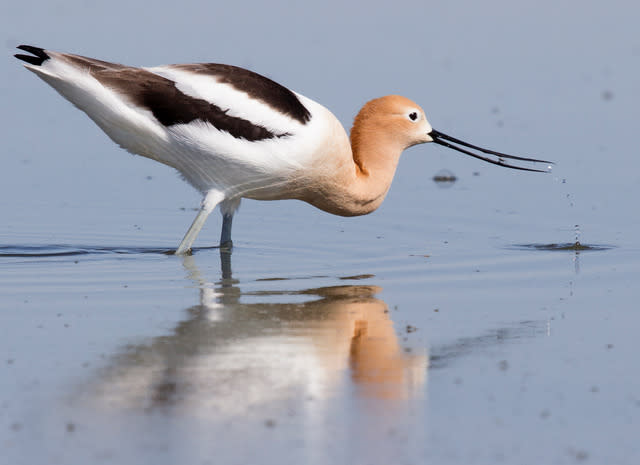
(429, 129, 553, 173)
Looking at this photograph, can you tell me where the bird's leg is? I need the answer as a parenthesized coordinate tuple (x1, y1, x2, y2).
(175, 190, 225, 255)
(220, 214, 233, 251)
(175, 209, 212, 255)
(219, 197, 241, 252)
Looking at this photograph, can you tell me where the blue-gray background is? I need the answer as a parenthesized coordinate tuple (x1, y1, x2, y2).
(2, 1, 639, 464)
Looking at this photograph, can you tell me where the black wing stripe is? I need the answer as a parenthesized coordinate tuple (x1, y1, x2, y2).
(171, 63, 311, 125)
(94, 68, 285, 141)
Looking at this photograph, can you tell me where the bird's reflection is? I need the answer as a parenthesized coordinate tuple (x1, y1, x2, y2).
(88, 252, 427, 414)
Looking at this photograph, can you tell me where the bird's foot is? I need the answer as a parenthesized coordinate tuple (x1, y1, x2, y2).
(173, 247, 192, 256)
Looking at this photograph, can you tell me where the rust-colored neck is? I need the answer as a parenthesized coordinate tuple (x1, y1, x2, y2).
(298, 107, 406, 217)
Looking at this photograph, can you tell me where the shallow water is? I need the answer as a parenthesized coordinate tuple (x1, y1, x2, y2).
(3, 0, 640, 463)
(2, 195, 640, 464)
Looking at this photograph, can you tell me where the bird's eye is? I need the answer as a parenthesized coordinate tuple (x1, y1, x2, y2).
(408, 111, 419, 121)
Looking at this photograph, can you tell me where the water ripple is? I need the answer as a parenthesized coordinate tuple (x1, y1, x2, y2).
(0, 244, 176, 257)
(508, 242, 615, 252)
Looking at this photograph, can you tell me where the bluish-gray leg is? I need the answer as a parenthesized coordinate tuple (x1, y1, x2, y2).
(220, 214, 233, 248)
(219, 197, 241, 251)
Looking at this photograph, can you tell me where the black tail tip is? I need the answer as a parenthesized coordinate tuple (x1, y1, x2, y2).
(14, 45, 50, 66)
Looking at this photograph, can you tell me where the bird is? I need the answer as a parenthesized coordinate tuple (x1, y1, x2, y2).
(14, 45, 551, 254)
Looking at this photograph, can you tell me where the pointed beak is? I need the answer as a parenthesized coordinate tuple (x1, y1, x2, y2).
(428, 129, 553, 172)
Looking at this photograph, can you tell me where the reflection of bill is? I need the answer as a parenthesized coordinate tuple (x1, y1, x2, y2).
(84, 256, 427, 415)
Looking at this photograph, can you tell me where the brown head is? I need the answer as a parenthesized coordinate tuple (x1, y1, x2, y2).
(350, 95, 433, 156)
(351, 95, 552, 173)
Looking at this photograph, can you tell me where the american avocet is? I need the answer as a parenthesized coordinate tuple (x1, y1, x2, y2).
(15, 45, 551, 254)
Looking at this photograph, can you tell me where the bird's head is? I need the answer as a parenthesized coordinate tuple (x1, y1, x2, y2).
(352, 95, 552, 172)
